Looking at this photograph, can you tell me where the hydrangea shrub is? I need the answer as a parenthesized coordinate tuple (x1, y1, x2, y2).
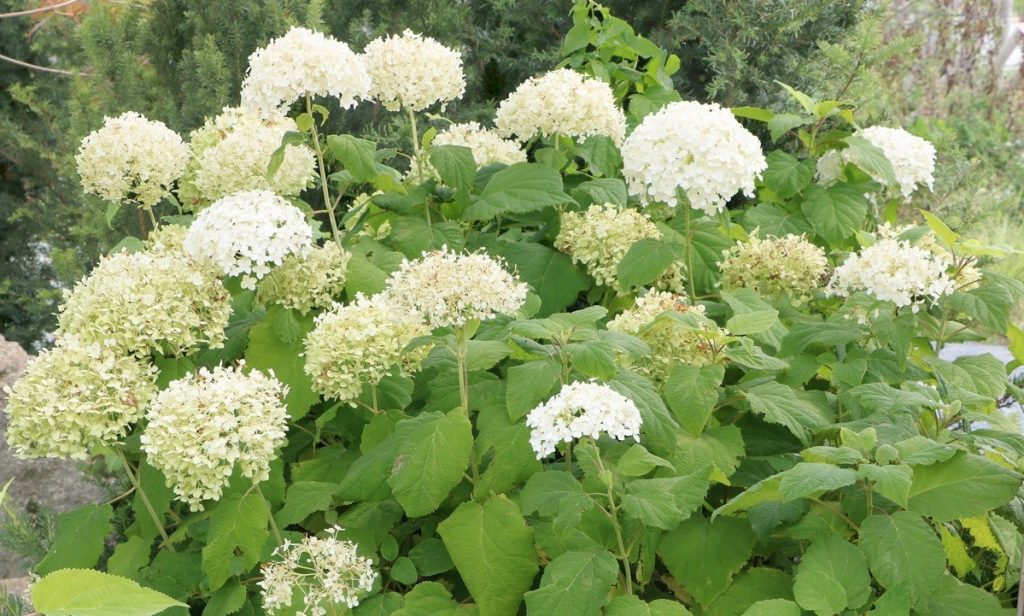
(9, 3, 1024, 615)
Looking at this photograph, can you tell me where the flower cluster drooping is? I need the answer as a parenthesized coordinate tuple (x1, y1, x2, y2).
(495, 69, 626, 145)
(4, 337, 157, 460)
(240, 27, 371, 115)
(259, 526, 377, 615)
(555, 203, 685, 292)
(621, 101, 766, 214)
(608, 290, 727, 382)
(383, 247, 528, 329)
(719, 233, 828, 302)
(526, 381, 643, 459)
(304, 294, 431, 404)
(256, 242, 351, 314)
(75, 112, 189, 209)
(57, 248, 232, 357)
(141, 364, 289, 510)
(184, 190, 313, 289)
(857, 126, 936, 199)
(829, 237, 956, 310)
(179, 107, 316, 208)
(363, 30, 466, 112)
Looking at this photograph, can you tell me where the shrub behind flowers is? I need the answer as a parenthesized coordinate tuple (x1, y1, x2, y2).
(12, 3, 1024, 615)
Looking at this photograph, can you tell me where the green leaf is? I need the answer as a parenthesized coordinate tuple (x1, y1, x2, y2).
(245, 309, 318, 419)
(918, 209, 959, 246)
(744, 383, 832, 445)
(571, 178, 628, 207)
(408, 538, 454, 576)
(32, 569, 186, 616)
(793, 535, 871, 615)
(859, 511, 945, 607)
(857, 464, 912, 507)
(523, 550, 619, 616)
(606, 595, 694, 615)
(567, 340, 617, 379)
(704, 568, 794, 616)
(777, 82, 815, 114)
(438, 495, 538, 616)
(35, 504, 113, 575)
(906, 452, 1022, 522)
(133, 462, 174, 543)
(476, 404, 542, 495)
(801, 184, 868, 245)
(502, 242, 590, 316)
(918, 577, 1004, 615)
(617, 444, 675, 477)
(664, 364, 724, 435)
(107, 536, 151, 579)
(390, 556, 418, 585)
(740, 599, 800, 616)
(742, 203, 812, 237)
(327, 134, 378, 183)
(519, 470, 592, 526)
(761, 151, 812, 199)
(893, 436, 957, 465)
(506, 360, 560, 421)
(945, 284, 1012, 333)
(622, 471, 710, 530)
(767, 113, 808, 142)
(842, 135, 898, 186)
(777, 463, 858, 501)
(201, 492, 270, 591)
(779, 318, 865, 356)
(658, 516, 757, 607)
(577, 136, 622, 177)
(726, 310, 780, 337)
(430, 144, 476, 205)
(463, 163, 572, 220)
(203, 579, 246, 616)
(731, 106, 774, 122)
(274, 481, 336, 527)
(608, 370, 680, 456)
(392, 581, 469, 616)
(616, 239, 679, 289)
(388, 409, 474, 517)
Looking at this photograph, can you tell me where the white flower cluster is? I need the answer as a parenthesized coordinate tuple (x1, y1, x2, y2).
(184, 190, 313, 289)
(525, 381, 642, 459)
(260, 526, 377, 615)
(829, 238, 956, 309)
(256, 242, 351, 314)
(75, 112, 188, 209)
(554, 203, 684, 292)
(857, 126, 936, 199)
(719, 233, 828, 302)
(364, 30, 465, 112)
(621, 101, 766, 214)
(180, 107, 315, 208)
(4, 337, 157, 460)
(57, 249, 232, 357)
(495, 69, 626, 145)
(304, 294, 431, 403)
(143, 223, 189, 257)
(241, 27, 371, 115)
(383, 247, 528, 329)
(141, 364, 289, 510)
(434, 122, 526, 167)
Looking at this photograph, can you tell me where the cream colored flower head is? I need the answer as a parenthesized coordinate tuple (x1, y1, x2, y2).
(4, 336, 157, 460)
(57, 248, 232, 357)
(855, 126, 935, 200)
(141, 364, 289, 511)
(555, 203, 685, 293)
(143, 223, 189, 257)
(495, 68, 626, 145)
(240, 27, 371, 115)
(256, 242, 351, 314)
(526, 381, 642, 459)
(260, 526, 377, 613)
(304, 293, 431, 404)
(76, 111, 188, 209)
(719, 233, 828, 302)
(364, 29, 466, 112)
(382, 247, 528, 329)
(179, 107, 315, 209)
(828, 237, 956, 310)
(621, 100, 766, 214)
(412, 121, 526, 180)
(184, 190, 313, 289)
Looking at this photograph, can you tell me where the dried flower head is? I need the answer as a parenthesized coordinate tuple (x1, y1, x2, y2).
(719, 233, 828, 302)
(363, 30, 466, 112)
(526, 381, 642, 459)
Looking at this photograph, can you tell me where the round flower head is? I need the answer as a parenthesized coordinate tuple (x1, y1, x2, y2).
(143, 223, 189, 257)
(608, 290, 728, 382)
(184, 190, 313, 289)
(240, 27, 371, 115)
(179, 107, 315, 209)
(621, 100, 766, 214)
(876, 222, 981, 291)
(141, 364, 289, 510)
(495, 69, 626, 145)
(555, 203, 685, 293)
(75, 111, 188, 209)
(855, 126, 935, 200)
(828, 237, 956, 310)
(719, 233, 828, 302)
(363, 29, 466, 112)
(4, 336, 157, 460)
(260, 526, 377, 613)
(304, 293, 431, 403)
(412, 122, 526, 180)
(256, 242, 351, 314)
(57, 248, 232, 357)
(382, 247, 528, 329)
(526, 381, 642, 459)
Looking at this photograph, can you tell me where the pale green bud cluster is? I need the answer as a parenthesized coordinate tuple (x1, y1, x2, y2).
(256, 242, 351, 314)
(719, 233, 828, 302)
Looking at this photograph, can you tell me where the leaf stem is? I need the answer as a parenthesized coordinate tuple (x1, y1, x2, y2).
(680, 196, 697, 300)
(407, 108, 431, 230)
(115, 447, 175, 552)
(306, 94, 343, 248)
(593, 448, 633, 595)
(258, 485, 284, 546)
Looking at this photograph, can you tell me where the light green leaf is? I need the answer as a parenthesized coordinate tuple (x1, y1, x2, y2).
(503, 242, 590, 316)
(859, 511, 945, 607)
(430, 144, 476, 205)
(523, 550, 618, 616)
(778, 463, 858, 501)
(842, 135, 898, 186)
(617, 239, 680, 289)
(202, 579, 246, 616)
(793, 535, 871, 615)
(617, 444, 675, 477)
(744, 382, 833, 445)
(918, 209, 959, 246)
(388, 409, 474, 517)
(392, 581, 465, 616)
(605, 595, 694, 615)
(107, 536, 151, 579)
(906, 452, 1022, 522)
(463, 163, 572, 220)
(201, 492, 269, 591)
(761, 151, 812, 199)
(274, 481, 336, 527)
(740, 599, 801, 616)
(893, 436, 957, 466)
(35, 504, 113, 575)
(571, 178, 628, 207)
(658, 516, 757, 607)
(918, 575, 1003, 616)
(245, 309, 318, 419)
(32, 569, 186, 616)
(801, 184, 868, 245)
(726, 310, 780, 337)
(506, 360, 561, 421)
(622, 471, 710, 530)
(327, 134, 378, 183)
(857, 464, 911, 507)
(664, 364, 724, 435)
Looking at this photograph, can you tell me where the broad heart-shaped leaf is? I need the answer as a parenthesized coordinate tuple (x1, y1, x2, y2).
(743, 382, 833, 445)
(793, 535, 871, 615)
(388, 409, 473, 517)
(906, 452, 1022, 522)
(502, 242, 590, 316)
(392, 581, 472, 616)
(621, 469, 711, 530)
(704, 568, 794, 616)
(201, 492, 269, 591)
(944, 283, 1012, 333)
(742, 203, 813, 237)
(475, 402, 542, 495)
(506, 359, 560, 421)
(608, 370, 680, 456)
(918, 575, 1004, 616)
(777, 463, 858, 501)
(571, 178, 628, 207)
(429, 144, 475, 206)
(244, 307, 318, 420)
(462, 162, 572, 220)
(665, 363, 724, 435)
(859, 511, 945, 608)
(761, 151, 812, 199)
(605, 595, 694, 615)
(519, 470, 593, 528)
(857, 464, 912, 507)
(842, 135, 898, 186)
(107, 536, 152, 579)
(326, 134, 377, 183)
(800, 184, 868, 245)
(616, 239, 680, 289)
(31, 569, 186, 616)
(739, 599, 800, 616)
(35, 503, 113, 575)
(274, 481, 336, 527)
(658, 515, 757, 607)
(523, 550, 619, 616)
(437, 495, 538, 616)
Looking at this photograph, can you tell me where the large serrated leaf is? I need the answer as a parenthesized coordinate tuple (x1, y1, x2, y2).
(32, 569, 186, 616)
